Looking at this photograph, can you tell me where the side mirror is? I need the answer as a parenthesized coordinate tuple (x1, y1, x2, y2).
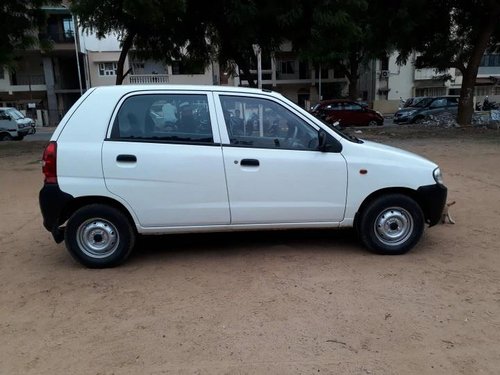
(318, 129, 342, 153)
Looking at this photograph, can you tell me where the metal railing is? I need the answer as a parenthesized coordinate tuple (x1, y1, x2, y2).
(128, 74, 169, 84)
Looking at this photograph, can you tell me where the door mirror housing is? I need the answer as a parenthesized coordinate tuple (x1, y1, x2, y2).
(318, 129, 342, 153)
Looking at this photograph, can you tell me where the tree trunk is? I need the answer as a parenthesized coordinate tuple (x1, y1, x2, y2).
(115, 32, 136, 85)
(457, 5, 500, 125)
(235, 58, 256, 88)
(347, 53, 360, 100)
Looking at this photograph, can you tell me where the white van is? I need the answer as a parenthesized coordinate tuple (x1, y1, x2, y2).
(39, 86, 447, 268)
(0, 107, 36, 141)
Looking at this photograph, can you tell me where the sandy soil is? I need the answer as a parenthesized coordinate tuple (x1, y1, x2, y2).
(1, 130, 500, 374)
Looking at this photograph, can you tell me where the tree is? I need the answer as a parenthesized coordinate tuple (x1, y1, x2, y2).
(0, 0, 48, 67)
(288, 0, 394, 100)
(184, 0, 291, 87)
(71, 0, 187, 84)
(393, 0, 500, 125)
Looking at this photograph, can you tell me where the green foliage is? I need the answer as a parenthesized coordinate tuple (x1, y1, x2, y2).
(392, 0, 500, 125)
(288, 0, 395, 98)
(394, 0, 500, 72)
(0, 0, 49, 66)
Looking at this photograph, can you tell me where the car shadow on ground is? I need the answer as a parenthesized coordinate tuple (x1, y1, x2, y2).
(129, 228, 362, 265)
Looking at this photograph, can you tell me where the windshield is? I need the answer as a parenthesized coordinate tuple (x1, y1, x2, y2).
(413, 98, 433, 108)
(6, 109, 25, 120)
(316, 117, 363, 144)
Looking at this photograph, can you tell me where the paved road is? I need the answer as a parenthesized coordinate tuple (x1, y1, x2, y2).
(24, 128, 55, 142)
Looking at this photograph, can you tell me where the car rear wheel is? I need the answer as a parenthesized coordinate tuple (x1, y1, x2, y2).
(358, 194, 424, 255)
(367, 120, 378, 126)
(0, 134, 13, 141)
(64, 204, 135, 268)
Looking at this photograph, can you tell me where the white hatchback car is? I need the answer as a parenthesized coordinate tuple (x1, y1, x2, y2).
(39, 85, 447, 268)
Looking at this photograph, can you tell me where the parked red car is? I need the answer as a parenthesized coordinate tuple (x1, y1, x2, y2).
(311, 99, 384, 126)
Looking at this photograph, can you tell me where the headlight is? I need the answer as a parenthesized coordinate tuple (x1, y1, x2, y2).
(376, 111, 383, 116)
(433, 167, 444, 185)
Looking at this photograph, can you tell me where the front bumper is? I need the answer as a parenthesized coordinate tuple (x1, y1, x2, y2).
(39, 184, 74, 242)
(394, 116, 410, 124)
(417, 183, 448, 226)
(18, 127, 36, 136)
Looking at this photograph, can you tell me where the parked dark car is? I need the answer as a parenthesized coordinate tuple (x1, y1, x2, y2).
(311, 99, 384, 126)
(394, 96, 459, 124)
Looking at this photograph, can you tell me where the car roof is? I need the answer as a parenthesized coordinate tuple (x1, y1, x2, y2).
(319, 99, 354, 104)
(90, 84, 283, 98)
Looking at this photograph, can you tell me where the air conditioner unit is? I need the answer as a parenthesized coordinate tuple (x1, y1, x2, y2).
(380, 70, 390, 79)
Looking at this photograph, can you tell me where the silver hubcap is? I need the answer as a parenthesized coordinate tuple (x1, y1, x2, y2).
(374, 207, 414, 246)
(76, 219, 119, 258)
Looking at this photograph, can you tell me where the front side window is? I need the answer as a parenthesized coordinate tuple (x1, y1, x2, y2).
(324, 102, 342, 111)
(343, 103, 363, 111)
(111, 94, 213, 143)
(430, 98, 447, 108)
(98, 62, 118, 76)
(219, 95, 319, 151)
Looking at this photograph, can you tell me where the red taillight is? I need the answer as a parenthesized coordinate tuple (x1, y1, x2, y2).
(42, 141, 57, 184)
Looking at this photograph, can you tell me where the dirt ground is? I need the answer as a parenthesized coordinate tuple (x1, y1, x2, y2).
(1, 128, 500, 374)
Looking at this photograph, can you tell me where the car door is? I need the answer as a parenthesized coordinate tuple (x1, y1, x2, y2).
(214, 93, 347, 225)
(446, 97, 459, 114)
(342, 102, 366, 125)
(426, 98, 448, 116)
(102, 91, 230, 227)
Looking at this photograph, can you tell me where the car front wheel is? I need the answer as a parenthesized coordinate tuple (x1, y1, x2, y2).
(358, 194, 424, 255)
(64, 204, 136, 268)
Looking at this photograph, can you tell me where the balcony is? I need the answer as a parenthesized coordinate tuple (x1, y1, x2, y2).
(414, 68, 441, 80)
(11, 74, 46, 86)
(128, 74, 169, 84)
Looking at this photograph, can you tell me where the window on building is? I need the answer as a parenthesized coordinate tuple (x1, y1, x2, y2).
(171, 61, 204, 75)
(62, 17, 75, 40)
(0, 66, 4, 80)
(98, 62, 118, 76)
(279, 61, 296, 75)
(480, 54, 500, 67)
(380, 57, 389, 71)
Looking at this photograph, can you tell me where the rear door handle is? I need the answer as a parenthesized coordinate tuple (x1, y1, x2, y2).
(240, 159, 259, 167)
(116, 154, 137, 162)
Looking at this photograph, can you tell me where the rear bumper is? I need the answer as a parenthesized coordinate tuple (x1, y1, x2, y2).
(39, 184, 74, 242)
(417, 183, 448, 226)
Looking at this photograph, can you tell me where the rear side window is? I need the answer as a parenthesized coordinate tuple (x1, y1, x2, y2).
(110, 94, 213, 143)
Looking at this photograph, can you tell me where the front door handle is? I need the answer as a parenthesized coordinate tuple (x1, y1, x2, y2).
(116, 154, 137, 162)
(240, 159, 259, 167)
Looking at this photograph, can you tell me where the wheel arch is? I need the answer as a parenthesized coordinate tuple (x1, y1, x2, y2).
(354, 187, 426, 229)
(60, 196, 137, 232)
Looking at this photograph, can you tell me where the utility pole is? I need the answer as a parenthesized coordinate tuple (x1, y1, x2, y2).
(252, 44, 262, 89)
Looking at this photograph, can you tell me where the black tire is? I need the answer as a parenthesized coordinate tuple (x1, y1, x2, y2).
(358, 194, 424, 255)
(64, 204, 135, 268)
(367, 120, 378, 126)
(0, 133, 13, 141)
(413, 116, 426, 124)
(13, 135, 24, 141)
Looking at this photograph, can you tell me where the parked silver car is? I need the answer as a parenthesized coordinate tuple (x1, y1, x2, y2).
(0, 107, 36, 141)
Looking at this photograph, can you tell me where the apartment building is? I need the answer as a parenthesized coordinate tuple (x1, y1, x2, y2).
(359, 51, 500, 113)
(0, 5, 85, 126)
